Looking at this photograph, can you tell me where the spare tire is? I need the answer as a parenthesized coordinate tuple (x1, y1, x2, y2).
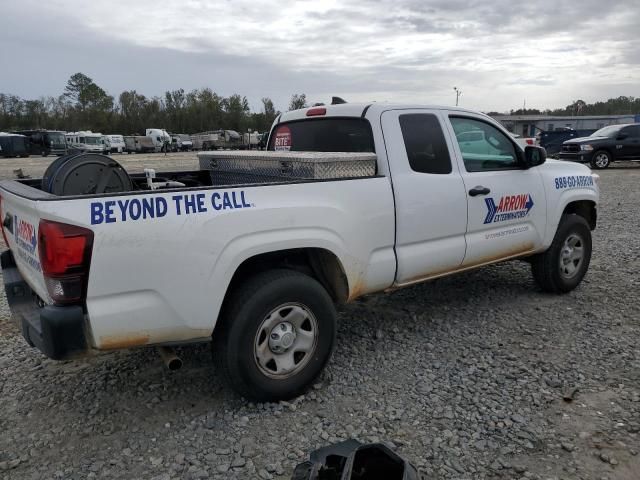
(42, 153, 132, 196)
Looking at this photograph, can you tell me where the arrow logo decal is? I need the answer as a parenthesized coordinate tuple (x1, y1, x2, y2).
(483, 193, 534, 224)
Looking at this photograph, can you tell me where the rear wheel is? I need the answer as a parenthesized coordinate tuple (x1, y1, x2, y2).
(590, 150, 611, 169)
(531, 214, 592, 293)
(213, 269, 337, 401)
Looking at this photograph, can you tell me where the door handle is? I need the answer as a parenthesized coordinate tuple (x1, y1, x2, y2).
(468, 186, 491, 197)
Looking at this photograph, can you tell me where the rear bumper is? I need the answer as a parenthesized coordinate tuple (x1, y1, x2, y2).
(1, 250, 89, 360)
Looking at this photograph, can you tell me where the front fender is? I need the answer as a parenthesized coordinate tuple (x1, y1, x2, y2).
(543, 185, 599, 249)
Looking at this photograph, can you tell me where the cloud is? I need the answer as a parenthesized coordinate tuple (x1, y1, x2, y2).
(1, 0, 638, 112)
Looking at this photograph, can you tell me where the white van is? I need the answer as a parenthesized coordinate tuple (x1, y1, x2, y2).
(104, 135, 126, 154)
(65, 131, 105, 153)
(146, 128, 171, 152)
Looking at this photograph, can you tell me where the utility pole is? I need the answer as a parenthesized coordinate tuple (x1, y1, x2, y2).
(453, 87, 462, 106)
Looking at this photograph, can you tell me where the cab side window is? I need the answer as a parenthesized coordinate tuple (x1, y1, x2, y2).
(621, 125, 640, 138)
(399, 114, 452, 174)
(450, 117, 520, 172)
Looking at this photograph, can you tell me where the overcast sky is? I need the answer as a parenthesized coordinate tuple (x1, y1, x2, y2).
(2, 0, 639, 113)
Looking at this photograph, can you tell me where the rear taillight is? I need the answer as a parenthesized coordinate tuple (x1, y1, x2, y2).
(526, 139, 534, 145)
(38, 220, 93, 304)
(306, 107, 326, 116)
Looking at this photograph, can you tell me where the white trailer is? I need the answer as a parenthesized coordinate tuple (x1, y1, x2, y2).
(65, 131, 105, 153)
(243, 132, 261, 149)
(169, 134, 193, 152)
(104, 135, 126, 154)
(190, 131, 221, 150)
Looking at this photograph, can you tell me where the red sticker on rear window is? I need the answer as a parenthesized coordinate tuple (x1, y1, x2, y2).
(274, 126, 292, 151)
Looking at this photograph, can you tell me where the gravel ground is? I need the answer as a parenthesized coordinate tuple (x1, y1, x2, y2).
(0, 155, 639, 480)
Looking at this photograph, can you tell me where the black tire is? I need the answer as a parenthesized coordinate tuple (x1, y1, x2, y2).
(590, 150, 611, 169)
(213, 269, 337, 401)
(42, 151, 49, 157)
(531, 214, 592, 293)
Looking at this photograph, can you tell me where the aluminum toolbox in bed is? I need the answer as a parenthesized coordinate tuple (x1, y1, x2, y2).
(198, 151, 377, 185)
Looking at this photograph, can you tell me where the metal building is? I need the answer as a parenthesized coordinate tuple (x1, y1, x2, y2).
(492, 114, 640, 137)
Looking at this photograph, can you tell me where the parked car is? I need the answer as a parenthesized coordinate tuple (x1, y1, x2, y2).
(539, 128, 596, 157)
(0, 133, 30, 158)
(0, 102, 599, 401)
(11, 130, 66, 157)
(511, 133, 536, 148)
(559, 123, 640, 169)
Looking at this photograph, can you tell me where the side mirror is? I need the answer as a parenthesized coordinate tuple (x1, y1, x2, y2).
(616, 133, 628, 140)
(523, 145, 546, 168)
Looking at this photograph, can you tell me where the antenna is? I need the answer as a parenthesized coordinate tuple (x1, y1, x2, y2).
(453, 87, 462, 106)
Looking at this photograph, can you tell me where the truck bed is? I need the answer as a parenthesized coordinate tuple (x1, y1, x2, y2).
(2, 168, 382, 201)
(3, 150, 378, 200)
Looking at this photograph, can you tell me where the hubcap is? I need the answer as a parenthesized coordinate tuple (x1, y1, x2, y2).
(559, 233, 585, 279)
(254, 303, 318, 379)
(595, 153, 609, 168)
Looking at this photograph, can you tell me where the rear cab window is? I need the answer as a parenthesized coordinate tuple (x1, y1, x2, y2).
(399, 114, 452, 174)
(268, 118, 375, 153)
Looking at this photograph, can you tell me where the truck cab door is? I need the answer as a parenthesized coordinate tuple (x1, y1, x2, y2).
(616, 125, 640, 159)
(444, 113, 547, 267)
(381, 109, 468, 285)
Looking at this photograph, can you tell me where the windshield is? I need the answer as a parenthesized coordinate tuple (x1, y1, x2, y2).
(590, 125, 622, 138)
(268, 118, 375, 152)
(83, 136, 101, 145)
(46, 132, 66, 144)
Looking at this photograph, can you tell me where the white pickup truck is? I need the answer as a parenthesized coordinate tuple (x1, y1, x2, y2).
(0, 103, 599, 401)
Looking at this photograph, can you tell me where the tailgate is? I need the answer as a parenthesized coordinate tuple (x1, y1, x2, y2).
(1, 188, 50, 302)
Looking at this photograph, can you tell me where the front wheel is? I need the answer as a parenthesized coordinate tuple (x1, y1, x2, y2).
(213, 269, 337, 401)
(590, 150, 611, 169)
(531, 214, 592, 293)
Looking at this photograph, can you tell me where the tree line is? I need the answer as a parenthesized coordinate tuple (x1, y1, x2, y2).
(2, 72, 637, 134)
(0, 73, 310, 135)
(497, 96, 640, 117)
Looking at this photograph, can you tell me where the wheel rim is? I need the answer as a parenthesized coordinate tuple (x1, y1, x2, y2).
(254, 303, 318, 379)
(594, 153, 609, 168)
(559, 233, 585, 279)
